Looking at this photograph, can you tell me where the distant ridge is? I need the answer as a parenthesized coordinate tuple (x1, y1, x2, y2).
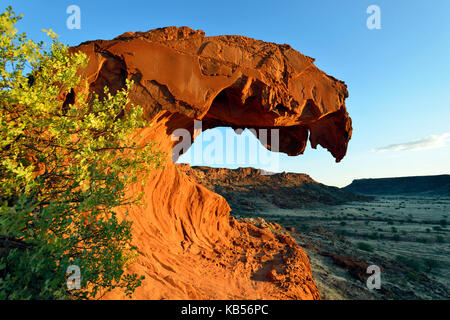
(178, 165, 370, 213)
(344, 174, 450, 196)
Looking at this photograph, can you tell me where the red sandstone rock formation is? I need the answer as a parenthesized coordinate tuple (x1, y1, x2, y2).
(178, 165, 369, 210)
(69, 26, 353, 300)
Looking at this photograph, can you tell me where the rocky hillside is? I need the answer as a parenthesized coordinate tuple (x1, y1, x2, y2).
(344, 175, 450, 196)
(179, 165, 370, 215)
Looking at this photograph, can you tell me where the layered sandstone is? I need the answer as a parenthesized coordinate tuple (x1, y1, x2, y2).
(69, 26, 353, 299)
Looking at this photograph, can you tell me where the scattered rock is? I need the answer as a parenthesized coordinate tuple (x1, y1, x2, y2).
(322, 252, 370, 283)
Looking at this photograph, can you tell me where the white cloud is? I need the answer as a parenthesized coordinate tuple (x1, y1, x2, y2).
(372, 132, 450, 152)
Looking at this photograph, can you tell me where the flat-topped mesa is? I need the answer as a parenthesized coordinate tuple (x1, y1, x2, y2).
(68, 27, 353, 300)
(73, 26, 352, 162)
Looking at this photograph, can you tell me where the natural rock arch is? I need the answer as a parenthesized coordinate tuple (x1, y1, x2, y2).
(69, 26, 353, 299)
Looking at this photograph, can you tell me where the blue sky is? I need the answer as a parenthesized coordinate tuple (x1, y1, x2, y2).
(5, 0, 450, 186)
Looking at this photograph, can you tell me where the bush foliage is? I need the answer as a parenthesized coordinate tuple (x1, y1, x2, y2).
(0, 7, 164, 299)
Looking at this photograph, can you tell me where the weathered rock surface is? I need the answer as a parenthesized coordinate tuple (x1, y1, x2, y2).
(70, 26, 354, 300)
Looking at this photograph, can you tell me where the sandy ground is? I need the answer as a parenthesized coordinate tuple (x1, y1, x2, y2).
(239, 195, 450, 300)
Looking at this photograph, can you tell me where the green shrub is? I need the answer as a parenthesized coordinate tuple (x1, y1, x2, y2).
(396, 255, 423, 272)
(406, 272, 418, 281)
(422, 258, 441, 272)
(368, 232, 378, 240)
(0, 7, 164, 299)
(357, 242, 374, 252)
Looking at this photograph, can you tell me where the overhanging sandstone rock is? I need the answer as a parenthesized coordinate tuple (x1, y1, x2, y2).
(70, 26, 353, 300)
